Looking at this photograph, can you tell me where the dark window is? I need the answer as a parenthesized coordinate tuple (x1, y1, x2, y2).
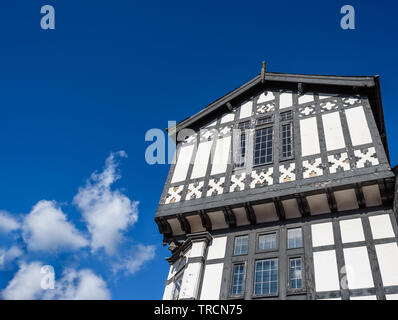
(234, 235, 248, 255)
(287, 228, 303, 249)
(254, 259, 278, 296)
(289, 258, 303, 290)
(231, 264, 245, 296)
(254, 127, 273, 165)
(256, 116, 273, 125)
(281, 123, 293, 159)
(236, 121, 250, 167)
(280, 111, 293, 121)
(258, 233, 277, 251)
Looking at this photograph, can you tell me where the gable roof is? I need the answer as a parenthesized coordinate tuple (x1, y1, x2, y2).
(168, 71, 390, 162)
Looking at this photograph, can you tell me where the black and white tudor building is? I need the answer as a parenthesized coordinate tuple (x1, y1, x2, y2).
(155, 68, 398, 300)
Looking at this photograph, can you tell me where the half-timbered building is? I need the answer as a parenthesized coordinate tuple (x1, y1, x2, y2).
(155, 66, 398, 300)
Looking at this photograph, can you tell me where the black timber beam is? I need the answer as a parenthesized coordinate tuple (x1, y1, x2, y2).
(177, 214, 191, 234)
(155, 217, 172, 236)
(377, 179, 395, 207)
(199, 210, 212, 231)
(244, 202, 257, 225)
(326, 188, 338, 213)
(355, 183, 366, 209)
(223, 206, 237, 228)
(296, 194, 310, 217)
(274, 197, 286, 221)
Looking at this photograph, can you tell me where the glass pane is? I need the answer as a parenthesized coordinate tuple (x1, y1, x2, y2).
(254, 259, 278, 296)
(258, 233, 277, 250)
(254, 127, 273, 165)
(289, 258, 303, 290)
(287, 228, 303, 249)
(234, 235, 248, 255)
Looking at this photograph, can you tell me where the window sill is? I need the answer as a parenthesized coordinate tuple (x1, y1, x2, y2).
(251, 293, 279, 299)
(287, 246, 304, 250)
(255, 248, 279, 254)
(279, 157, 295, 163)
(287, 290, 307, 296)
(252, 162, 273, 169)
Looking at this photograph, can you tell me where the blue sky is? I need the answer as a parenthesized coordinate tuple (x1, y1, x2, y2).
(0, 0, 397, 299)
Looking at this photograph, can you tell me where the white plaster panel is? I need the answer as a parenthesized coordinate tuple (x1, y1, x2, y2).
(317, 298, 341, 300)
(207, 236, 227, 260)
(171, 144, 195, 183)
(339, 218, 365, 243)
(298, 93, 314, 105)
(204, 119, 217, 128)
(179, 262, 202, 299)
(313, 250, 340, 292)
(369, 214, 395, 240)
(189, 241, 206, 258)
(163, 282, 175, 300)
(220, 112, 234, 124)
(322, 112, 346, 151)
(345, 106, 372, 146)
(311, 222, 334, 247)
(350, 296, 377, 300)
(386, 294, 398, 300)
(257, 91, 275, 104)
(210, 136, 231, 175)
(343, 246, 374, 289)
(279, 91, 293, 109)
(239, 101, 253, 119)
(200, 263, 224, 300)
(167, 265, 174, 280)
(362, 185, 382, 207)
(191, 140, 213, 179)
(375, 243, 398, 286)
(300, 117, 320, 156)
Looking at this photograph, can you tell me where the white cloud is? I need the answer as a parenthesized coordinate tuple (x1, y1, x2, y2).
(0, 211, 20, 233)
(73, 151, 138, 255)
(2, 262, 111, 300)
(2, 262, 43, 300)
(112, 245, 155, 276)
(22, 200, 88, 252)
(0, 246, 24, 270)
(46, 269, 111, 300)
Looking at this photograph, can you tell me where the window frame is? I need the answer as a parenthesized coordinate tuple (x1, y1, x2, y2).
(287, 255, 306, 294)
(256, 115, 273, 126)
(172, 273, 183, 300)
(279, 110, 294, 162)
(287, 227, 304, 250)
(234, 121, 251, 169)
(256, 231, 279, 253)
(252, 257, 279, 298)
(253, 123, 274, 167)
(229, 261, 247, 298)
(233, 235, 249, 256)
